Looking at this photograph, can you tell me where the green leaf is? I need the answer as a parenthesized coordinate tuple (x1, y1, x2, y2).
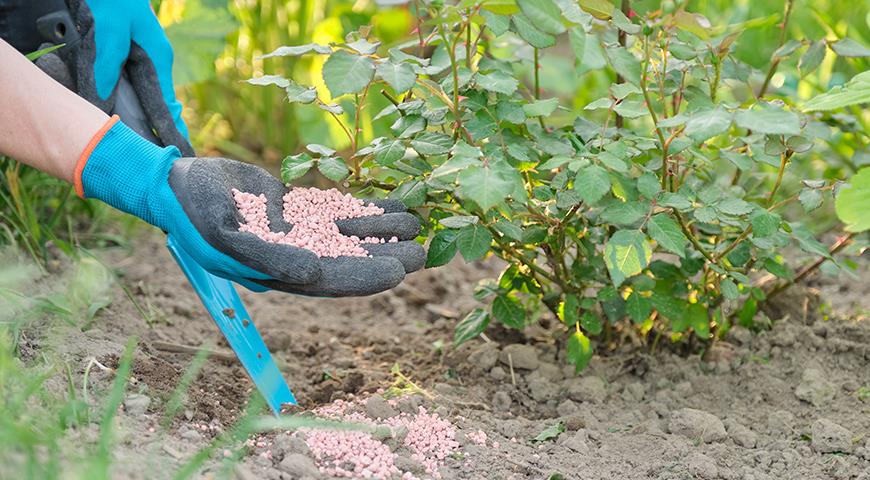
(492, 294, 526, 329)
(830, 38, 870, 57)
(600, 201, 647, 226)
(715, 198, 753, 216)
(799, 40, 826, 76)
(517, 0, 566, 35)
(377, 61, 416, 93)
(611, 7, 641, 34)
(684, 108, 732, 142)
(637, 173, 661, 199)
(457, 165, 515, 212)
(388, 180, 427, 208)
(836, 168, 870, 232)
(481, 10, 511, 35)
(258, 43, 332, 59)
(798, 188, 823, 212)
(374, 140, 406, 166)
(606, 47, 641, 86)
(685, 303, 710, 338)
(578, 0, 613, 19)
(346, 38, 381, 55)
(647, 214, 688, 257)
(317, 157, 349, 181)
(280, 153, 313, 183)
(476, 70, 519, 95)
(322, 50, 375, 97)
(574, 165, 611, 205)
(720, 279, 740, 300)
(511, 14, 556, 49)
(581, 311, 602, 335)
(522, 98, 559, 117)
(772, 39, 802, 59)
(626, 292, 652, 323)
(426, 229, 460, 267)
(440, 215, 478, 228)
(306, 143, 336, 156)
(410, 132, 452, 155)
(566, 330, 593, 373)
(803, 71, 870, 112)
(494, 220, 524, 241)
(24, 43, 64, 61)
(720, 151, 753, 171)
(604, 230, 652, 287)
(456, 224, 493, 261)
(734, 107, 800, 135)
(285, 82, 318, 103)
(165, 2, 238, 85)
(454, 308, 490, 347)
(558, 293, 580, 326)
(481, 0, 520, 15)
(750, 210, 781, 237)
(569, 27, 587, 66)
(246, 75, 289, 88)
(319, 103, 343, 114)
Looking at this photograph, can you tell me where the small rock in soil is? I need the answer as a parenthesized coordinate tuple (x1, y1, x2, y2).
(566, 376, 607, 403)
(537, 362, 564, 381)
(668, 408, 727, 443)
(556, 399, 580, 417)
(123, 393, 151, 416)
(179, 426, 203, 442)
(526, 373, 560, 402)
(686, 452, 719, 479)
(489, 366, 507, 381)
(395, 455, 426, 475)
(795, 368, 837, 407)
(562, 414, 586, 431)
(498, 344, 539, 370)
(365, 395, 398, 419)
(724, 419, 758, 449)
(278, 453, 319, 478)
(559, 430, 590, 454)
(395, 394, 423, 415)
(766, 410, 796, 436)
(468, 343, 500, 371)
(811, 418, 854, 453)
(492, 391, 512, 411)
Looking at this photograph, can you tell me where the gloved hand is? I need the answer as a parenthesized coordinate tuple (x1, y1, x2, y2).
(36, 0, 193, 156)
(80, 117, 425, 296)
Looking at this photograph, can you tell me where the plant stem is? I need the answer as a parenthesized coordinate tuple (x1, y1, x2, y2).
(466, 9, 472, 69)
(674, 210, 716, 263)
(766, 151, 792, 207)
(757, 0, 795, 98)
(764, 232, 855, 300)
(533, 48, 541, 100)
(615, 0, 631, 129)
(640, 37, 669, 189)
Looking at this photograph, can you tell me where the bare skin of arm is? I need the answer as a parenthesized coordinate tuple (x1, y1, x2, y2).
(0, 39, 109, 182)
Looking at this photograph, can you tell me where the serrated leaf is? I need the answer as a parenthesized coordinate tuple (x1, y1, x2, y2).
(830, 38, 870, 57)
(492, 294, 526, 329)
(388, 180, 427, 208)
(457, 165, 515, 211)
(281, 153, 313, 183)
(647, 214, 688, 257)
(317, 157, 349, 181)
(481, 10, 511, 35)
(578, 0, 613, 19)
(569, 27, 586, 66)
(626, 292, 652, 323)
(600, 201, 647, 226)
(685, 108, 732, 142)
(798, 188, 823, 212)
(511, 14, 556, 49)
(803, 71, 870, 112)
(720, 151, 753, 171)
(772, 39, 802, 59)
(637, 173, 661, 199)
(346, 38, 381, 55)
(494, 220, 524, 241)
(715, 198, 753, 216)
(257, 43, 332, 59)
(282, 81, 318, 103)
(720, 279, 740, 300)
(836, 167, 870, 232)
(558, 293, 580, 326)
(377, 61, 416, 93)
(410, 132, 452, 155)
(734, 107, 800, 135)
(799, 40, 826, 76)
(454, 308, 489, 346)
(426, 229, 460, 267)
(456, 224, 493, 261)
(604, 230, 652, 287)
(481, 0, 520, 15)
(374, 140, 406, 166)
(685, 303, 710, 338)
(566, 331, 593, 373)
(517, 0, 566, 35)
(574, 165, 611, 205)
(581, 311, 602, 335)
(440, 215, 478, 228)
(750, 210, 781, 237)
(318, 102, 343, 114)
(322, 50, 375, 97)
(476, 70, 520, 95)
(522, 98, 559, 117)
(606, 47, 641, 86)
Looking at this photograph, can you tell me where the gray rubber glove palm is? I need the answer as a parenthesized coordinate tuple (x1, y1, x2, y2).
(169, 157, 425, 297)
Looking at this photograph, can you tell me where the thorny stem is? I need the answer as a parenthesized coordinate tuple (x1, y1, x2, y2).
(437, 24, 469, 143)
(764, 233, 856, 300)
(766, 151, 792, 207)
(757, 0, 795, 98)
(615, 0, 631, 129)
(674, 210, 717, 264)
(352, 85, 371, 180)
(640, 37, 669, 189)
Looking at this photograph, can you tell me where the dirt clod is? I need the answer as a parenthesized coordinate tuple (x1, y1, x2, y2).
(364, 395, 398, 419)
(668, 408, 727, 443)
(277, 453, 320, 478)
(795, 368, 837, 407)
(811, 418, 854, 453)
(498, 344, 539, 370)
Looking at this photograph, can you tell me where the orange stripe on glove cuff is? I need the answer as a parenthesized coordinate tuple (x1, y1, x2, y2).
(74, 114, 120, 198)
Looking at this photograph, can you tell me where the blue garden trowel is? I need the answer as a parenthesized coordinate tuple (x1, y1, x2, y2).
(114, 76, 296, 415)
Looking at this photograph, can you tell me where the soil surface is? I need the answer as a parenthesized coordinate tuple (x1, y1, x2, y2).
(11, 230, 870, 479)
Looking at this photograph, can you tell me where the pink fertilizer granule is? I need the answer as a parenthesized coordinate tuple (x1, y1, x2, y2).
(232, 187, 397, 258)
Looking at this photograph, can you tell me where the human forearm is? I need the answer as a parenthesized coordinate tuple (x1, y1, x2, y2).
(0, 39, 109, 183)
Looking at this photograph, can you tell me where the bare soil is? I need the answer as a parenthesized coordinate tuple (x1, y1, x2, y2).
(10, 231, 870, 479)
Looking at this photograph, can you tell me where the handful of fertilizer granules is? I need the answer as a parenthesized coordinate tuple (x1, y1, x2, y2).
(232, 187, 399, 258)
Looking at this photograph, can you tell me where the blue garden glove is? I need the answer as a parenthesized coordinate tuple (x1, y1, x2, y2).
(77, 118, 425, 296)
(37, 0, 193, 156)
